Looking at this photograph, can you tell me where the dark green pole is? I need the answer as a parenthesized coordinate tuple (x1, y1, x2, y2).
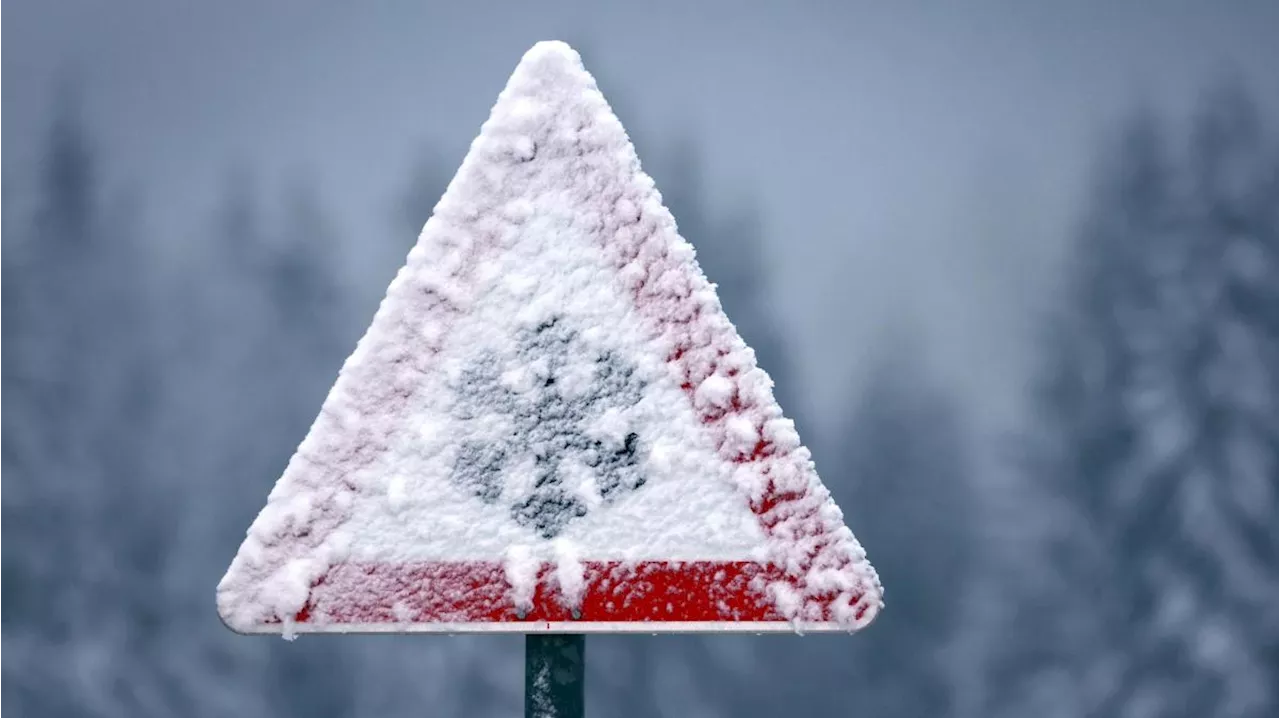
(525, 634, 585, 718)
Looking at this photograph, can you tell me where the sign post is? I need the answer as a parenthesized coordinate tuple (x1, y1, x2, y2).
(216, 40, 882, 714)
(525, 634, 585, 718)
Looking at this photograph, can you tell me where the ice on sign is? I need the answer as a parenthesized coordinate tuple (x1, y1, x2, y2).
(217, 40, 882, 637)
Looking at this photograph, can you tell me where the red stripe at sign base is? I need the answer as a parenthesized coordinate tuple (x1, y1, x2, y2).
(275, 561, 873, 626)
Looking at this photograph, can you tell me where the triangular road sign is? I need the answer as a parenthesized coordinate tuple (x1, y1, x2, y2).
(217, 41, 882, 636)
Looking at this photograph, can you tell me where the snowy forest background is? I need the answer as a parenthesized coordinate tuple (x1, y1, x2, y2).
(3, 11, 1276, 718)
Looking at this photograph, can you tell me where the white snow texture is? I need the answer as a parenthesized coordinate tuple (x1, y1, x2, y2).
(216, 40, 882, 633)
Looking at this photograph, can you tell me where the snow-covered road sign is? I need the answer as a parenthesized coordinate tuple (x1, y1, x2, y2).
(217, 41, 881, 636)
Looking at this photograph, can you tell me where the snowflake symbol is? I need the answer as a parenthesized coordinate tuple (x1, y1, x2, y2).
(450, 316, 647, 538)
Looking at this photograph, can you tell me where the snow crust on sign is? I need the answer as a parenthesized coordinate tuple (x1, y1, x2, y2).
(340, 209, 766, 564)
(216, 40, 882, 633)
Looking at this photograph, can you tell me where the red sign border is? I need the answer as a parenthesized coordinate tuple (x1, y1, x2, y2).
(219, 46, 880, 635)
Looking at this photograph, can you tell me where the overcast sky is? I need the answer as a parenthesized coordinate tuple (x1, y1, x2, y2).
(4, 0, 1274, 431)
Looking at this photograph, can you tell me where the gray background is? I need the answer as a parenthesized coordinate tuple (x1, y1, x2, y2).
(3, 2, 1276, 717)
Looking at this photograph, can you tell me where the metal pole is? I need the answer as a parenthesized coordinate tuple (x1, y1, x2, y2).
(525, 634, 585, 718)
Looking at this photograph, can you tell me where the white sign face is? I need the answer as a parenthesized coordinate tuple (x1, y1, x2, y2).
(217, 41, 882, 637)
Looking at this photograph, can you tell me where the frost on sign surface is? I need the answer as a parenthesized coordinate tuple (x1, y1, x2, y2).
(216, 40, 882, 636)
(451, 315, 647, 539)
